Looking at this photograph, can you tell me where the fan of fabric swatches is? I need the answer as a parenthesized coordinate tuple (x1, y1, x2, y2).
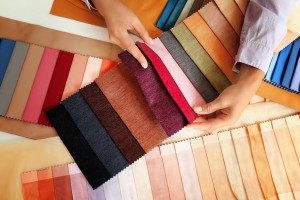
(22, 114, 300, 199)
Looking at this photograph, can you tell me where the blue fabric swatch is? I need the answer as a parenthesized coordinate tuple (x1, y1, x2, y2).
(156, 0, 178, 29)
(271, 42, 293, 85)
(163, 0, 188, 31)
(290, 56, 300, 92)
(282, 38, 300, 88)
(265, 53, 279, 81)
(0, 39, 16, 86)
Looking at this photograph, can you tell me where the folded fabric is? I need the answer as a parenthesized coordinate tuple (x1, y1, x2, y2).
(175, 0, 195, 25)
(265, 53, 279, 81)
(0, 39, 15, 86)
(290, 56, 300, 92)
(156, 0, 179, 30)
(163, 0, 188, 31)
(282, 38, 300, 88)
(119, 51, 187, 135)
(159, 31, 218, 102)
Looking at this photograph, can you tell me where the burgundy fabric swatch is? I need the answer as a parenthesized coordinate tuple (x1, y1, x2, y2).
(136, 41, 198, 123)
(119, 51, 187, 136)
(80, 82, 145, 163)
(38, 51, 74, 126)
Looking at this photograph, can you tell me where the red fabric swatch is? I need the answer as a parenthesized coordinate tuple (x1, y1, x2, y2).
(136, 42, 198, 123)
(38, 51, 74, 126)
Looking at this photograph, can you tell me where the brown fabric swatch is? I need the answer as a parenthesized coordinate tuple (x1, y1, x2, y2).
(95, 64, 168, 152)
(80, 82, 145, 163)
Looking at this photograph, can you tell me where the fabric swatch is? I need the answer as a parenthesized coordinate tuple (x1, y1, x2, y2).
(163, 0, 188, 31)
(282, 38, 300, 88)
(88, 185, 105, 200)
(38, 51, 74, 126)
(6, 45, 44, 119)
(81, 57, 102, 88)
(265, 53, 279, 81)
(136, 41, 198, 123)
(0, 42, 29, 115)
(175, 0, 195, 25)
(46, 105, 110, 189)
(103, 176, 122, 200)
(119, 51, 186, 136)
(68, 163, 89, 200)
(0, 39, 15, 86)
(96, 64, 168, 152)
(21, 171, 40, 200)
(159, 31, 218, 102)
(52, 165, 73, 200)
(37, 168, 56, 200)
(234, 0, 249, 14)
(290, 56, 300, 92)
(271, 42, 293, 85)
(63, 93, 128, 176)
(286, 115, 300, 160)
(156, 0, 179, 30)
(80, 82, 145, 163)
(22, 48, 59, 123)
(99, 59, 118, 75)
(188, 0, 204, 16)
(118, 166, 138, 200)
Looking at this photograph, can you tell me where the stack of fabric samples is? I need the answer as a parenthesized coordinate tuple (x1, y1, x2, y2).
(0, 38, 117, 126)
(22, 114, 300, 199)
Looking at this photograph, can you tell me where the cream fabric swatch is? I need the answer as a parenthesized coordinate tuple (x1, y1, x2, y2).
(118, 166, 138, 200)
(285, 115, 300, 161)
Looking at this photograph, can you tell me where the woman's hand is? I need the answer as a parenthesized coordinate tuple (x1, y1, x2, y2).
(92, 0, 152, 68)
(189, 64, 265, 133)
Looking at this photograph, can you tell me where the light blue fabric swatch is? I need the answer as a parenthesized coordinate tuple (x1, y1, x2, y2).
(265, 53, 279, 81)
(163, 0, 188, 31)
(156, 0, 179, 29)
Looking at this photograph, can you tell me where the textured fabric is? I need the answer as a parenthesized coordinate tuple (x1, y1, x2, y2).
(171, 23, 230, 93)
(6, 45, 44, 119)
(21, 171, 39, 200)
(38, 51, 74, 126)
(144, 39, 206, 108)
(265, 53, 279, 81)
(95, 64, 168, 152)
(119, 51, 187, 135)
(286, 115, 300, 160)
(282, 38, 300, 88)
(156, 0, 178, 30)
(80, 82, 145, 163)
(37, 168, 56, 200)
(117, 166, 138, 200)
(22, 48, 59, 123)
(63, 93, 128, 176)
(136, 42, 197, 123)
(271, 42, 293, 85)
(0, 39, 15, 86)
(184, 13, 235, 84)
(159, 31, 218, 102)
(99, 59, 118, 75)
(163, 0, 188, 31)
(188, 0, 204, 16)
(81, 57, 102, 88)
(234, 0, 249, 14)
(52, 165, 73, 200)
(0, 42, 29, 115)
(290, 56, 300, 92)
(175, 0, 195, 25)
(46, 105, 110, 189)
(68, 163, 89, 200)
(199, 2, 240, 59)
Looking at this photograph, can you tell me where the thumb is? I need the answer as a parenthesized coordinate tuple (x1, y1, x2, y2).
(194, 98, 224, 115)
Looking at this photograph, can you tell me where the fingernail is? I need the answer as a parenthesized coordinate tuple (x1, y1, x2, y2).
(194, 107, 202, 114)
(141, 61, 148, 69)
(148, 37, 154, 45)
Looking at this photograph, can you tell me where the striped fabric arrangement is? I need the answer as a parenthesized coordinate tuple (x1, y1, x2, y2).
(22, 114, 300, 199)
(0, 38, 117, 126)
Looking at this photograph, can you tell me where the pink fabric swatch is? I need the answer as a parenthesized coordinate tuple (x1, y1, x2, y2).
(81, 57, 102, 88)
(147, 38, 206, 107)
(22, 48, 59, 123)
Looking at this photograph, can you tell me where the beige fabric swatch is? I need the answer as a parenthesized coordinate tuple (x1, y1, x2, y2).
(272, 119, 300, 199)
(248, 124, 278, 200)
(285, 115, 300, 161)
(190, 137, 217, 200)
(260, 122, 294, 200)
(203, 134, 236, 199)
(232, 128, 264, 200)
(218, 131, 247, 200)
(234, 0, 249, 14)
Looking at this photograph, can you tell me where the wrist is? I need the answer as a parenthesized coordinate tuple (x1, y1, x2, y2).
(92, 0, 121, 17)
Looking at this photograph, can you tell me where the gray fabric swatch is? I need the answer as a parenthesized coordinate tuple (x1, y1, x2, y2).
(159, 31, 218, 102)
(188, 0, 205, 16)
(63, 92, 128, 176)
(0, 42, 29, 115)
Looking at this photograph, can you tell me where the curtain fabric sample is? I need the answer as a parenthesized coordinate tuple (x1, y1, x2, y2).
(99, 59, 118, 75)
(119, 51, 186, 136)
(63, 93, 128, 176)
(6, 45, 44, 119)
(46, 105, 110, 189)
(234, 0, 249, 14)
(96, 64, 168, 152)
(68, 163, 89, 200)
(81, 57, 102, 88)
(80, 82, 145, 163)
(22, 48, 59, 123)
(0, 39, 15, 86)
(163, 0, 188, 31)
(21, 171, 40, 200)
(156, 0, 179, 30)
(265, 54, 279, 81)
(159, 31, 218, 103)
(103, 176, 122, 200)
(136, 41, 198, 123)
(118, 166, 138, 200)
(37, 168, 56, 200)
(0, 42, 29, 115)
(52, 165, 73, 200)
(38, 51, 74, 126)
(290, 56, 300, 92)
(286, 115, 300, 160)
(89, 185, 105, 200)
(175, 0, 195, 25)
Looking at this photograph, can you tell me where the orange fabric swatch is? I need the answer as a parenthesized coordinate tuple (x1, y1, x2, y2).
(21, 171, 39, 200)
(272, 119, 300, 199)
(160, 144, 185, 200)
(199, 2, 240, 59)
(231, 128, 264, 200)
(37, 168, 56, 200)
(248, 124, 278, 200)
(145, 147, 170, 200)
(184, 13, 237, 83)
(52, 165, 72, 200)
(99, 59, 118, 75)
(190, 138, 217, 200)
(285, 115, 300, 160)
